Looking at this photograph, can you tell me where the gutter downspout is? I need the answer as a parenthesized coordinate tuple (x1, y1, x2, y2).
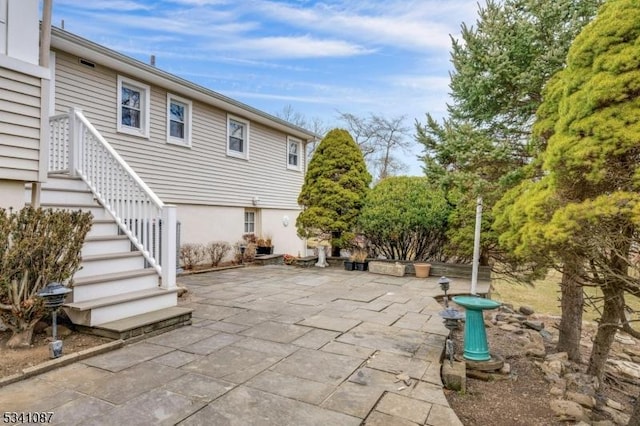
(31, 0, 52, 208)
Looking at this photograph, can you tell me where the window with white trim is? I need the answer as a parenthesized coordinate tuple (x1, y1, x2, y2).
(244, 210, 255, 234)
(117, 76, 150, 138)
(166, 93, 192, 146)
(227, 115, 249, 159)
(287, 137, 301, 170)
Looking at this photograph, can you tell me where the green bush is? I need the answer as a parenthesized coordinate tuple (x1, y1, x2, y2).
(358, 176, 450, 261)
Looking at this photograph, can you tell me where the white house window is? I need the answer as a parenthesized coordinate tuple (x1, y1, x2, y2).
(227, 115, 249, 159)
(117, 76, 150, 138)
(244, 210, 255, 234)
(287, 137, 301, 170)
(166, 93, 192, 146)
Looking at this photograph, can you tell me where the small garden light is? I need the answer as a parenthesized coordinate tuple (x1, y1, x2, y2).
(438, 276, 451, 306)
(37, 282, 72, 358)
(437, 276, 464, 364)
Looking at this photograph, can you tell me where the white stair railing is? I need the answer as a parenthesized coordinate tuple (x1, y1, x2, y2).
(49, 107, 176, 290)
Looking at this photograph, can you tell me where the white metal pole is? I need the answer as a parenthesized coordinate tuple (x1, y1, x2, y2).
(471, 196, 483, 295)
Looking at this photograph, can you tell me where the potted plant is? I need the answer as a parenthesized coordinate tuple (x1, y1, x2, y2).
(256, 235, 273, 255)
(353, 249, 369, 271)
(344, 253, 356, 271)
(414, 262, 431, 278)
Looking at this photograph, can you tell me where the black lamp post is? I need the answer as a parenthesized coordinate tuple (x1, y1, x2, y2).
(437, 276, 464, 364)
(438, 276, 451, 307)
(38, 282, 72, 358)
(239, 244, 246, 264)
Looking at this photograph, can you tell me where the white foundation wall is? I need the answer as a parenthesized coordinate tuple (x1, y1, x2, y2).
(176, 204, 305, 259)
(260, 209, 305, 256)
(0, 180, 26, 210)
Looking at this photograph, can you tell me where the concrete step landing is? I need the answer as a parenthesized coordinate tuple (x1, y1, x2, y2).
(76, 306, 193, 340)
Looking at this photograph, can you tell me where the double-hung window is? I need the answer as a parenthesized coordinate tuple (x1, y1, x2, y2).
(117, 76, 150, 138)
(227, 115, 249, 159)
(244, 210, 255, 234)
(166, 93, 192, 146)
(287, 137, 301, 171)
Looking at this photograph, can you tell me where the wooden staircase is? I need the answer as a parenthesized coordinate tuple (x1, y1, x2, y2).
(26, 175, 191, 339)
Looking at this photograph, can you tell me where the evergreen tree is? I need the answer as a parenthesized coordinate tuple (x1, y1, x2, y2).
(495, 0, 640, 382)
(416, 0, 602, 263)
(296, 129, 371, 251)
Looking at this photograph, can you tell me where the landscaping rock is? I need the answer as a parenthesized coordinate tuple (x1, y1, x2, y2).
(614, 332, 635, 345)
(442, 361, 466, 392)
(549, 399, 587, 422)
(591, 421, 616, 426)
(550, 386, 565, 396)
(499, 304, 515, 314)
(499, 324, 519, 332)
(545, 352, 568, 362)
(544, 359, 564, 377)
(45, 324, 72, 338)
(519, 305, 535, 316)
(524, 330, 546, 358)
(523, 320, 544, 331)
(607, 359, 640, 380)
(368, 261, 406, 277)
(605, 398, 625, 411)
(525, 344, 546, 358)
(539, 329, 555, 342)
(565, 373, 599, 396)
(565, 391, 595, 409)
(601, 406, 630, 425)
(177, 285, 189, 297)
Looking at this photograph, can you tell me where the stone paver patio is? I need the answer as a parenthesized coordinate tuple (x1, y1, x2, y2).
(0, 266, 485, 425)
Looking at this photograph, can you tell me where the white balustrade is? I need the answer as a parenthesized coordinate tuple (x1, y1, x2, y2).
(48, 108, 176, 289)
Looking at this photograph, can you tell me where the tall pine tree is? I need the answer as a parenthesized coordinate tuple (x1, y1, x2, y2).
(296, 129, 371, 252)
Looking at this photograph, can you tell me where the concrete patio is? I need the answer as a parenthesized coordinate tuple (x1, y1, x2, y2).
(0, 265, 487, 425)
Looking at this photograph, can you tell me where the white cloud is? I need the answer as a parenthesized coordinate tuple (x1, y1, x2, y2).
(250, 0, 474, 52)
(222, 35, 373, 59)
(54, 0, 153, 11)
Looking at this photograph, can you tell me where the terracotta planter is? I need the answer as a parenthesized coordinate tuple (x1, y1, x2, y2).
(414, 263, 431, 278)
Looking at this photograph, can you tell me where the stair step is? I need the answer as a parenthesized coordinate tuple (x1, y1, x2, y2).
(75, 252, 148, 279)
(37, 202, 113, 220)
(28, 186, 96, 205)
(82, 235, 132, 256)
(87, 219, 119, 238)
(72, 268, 158, 301)
(77, 306, 193, 340)
(63, 287, 178, 326)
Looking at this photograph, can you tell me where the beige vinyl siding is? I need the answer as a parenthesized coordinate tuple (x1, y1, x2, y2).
(54, 50, 306, 210)
(0, 66, 41, 181)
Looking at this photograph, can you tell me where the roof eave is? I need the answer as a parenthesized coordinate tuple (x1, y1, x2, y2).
(50, 27, 319, 141)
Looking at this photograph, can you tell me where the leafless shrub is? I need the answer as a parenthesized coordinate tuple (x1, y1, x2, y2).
(205, 241, 231, 267)
(180, 243, 204, 269)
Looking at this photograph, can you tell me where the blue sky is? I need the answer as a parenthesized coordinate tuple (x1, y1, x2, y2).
(51, 0, 480, 174)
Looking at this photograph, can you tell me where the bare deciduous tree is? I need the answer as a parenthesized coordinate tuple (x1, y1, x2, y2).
(337, 112, 411, 181)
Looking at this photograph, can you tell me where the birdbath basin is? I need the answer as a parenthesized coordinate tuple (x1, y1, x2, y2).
(452, 296, 501, 361)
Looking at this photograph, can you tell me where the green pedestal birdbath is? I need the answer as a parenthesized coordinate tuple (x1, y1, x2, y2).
(452, 296, 501, 361)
